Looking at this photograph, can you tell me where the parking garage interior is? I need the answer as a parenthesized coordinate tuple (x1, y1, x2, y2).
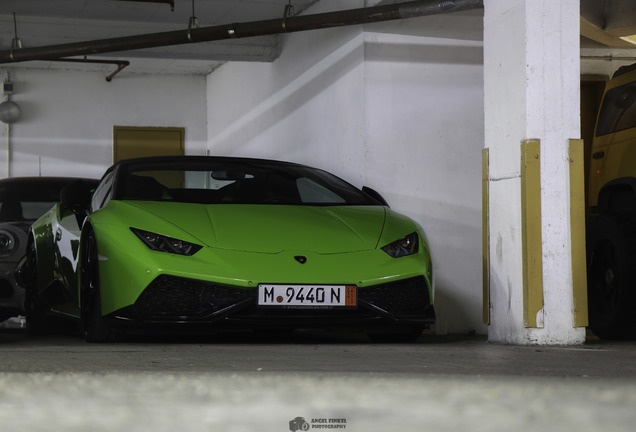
(1, 0, 636, 431)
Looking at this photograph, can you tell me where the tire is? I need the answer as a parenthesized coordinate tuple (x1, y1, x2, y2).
(80, 228, 114, 343)
(23, 239, 50, 334)
(587, 213, 636, 339)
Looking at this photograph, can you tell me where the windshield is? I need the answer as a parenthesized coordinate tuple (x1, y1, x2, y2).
(115, 159, 379, 206)
(596, 80, 636, 136)
(0, 179, 74, 221)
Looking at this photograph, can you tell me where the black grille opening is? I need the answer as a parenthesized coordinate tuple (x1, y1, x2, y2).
(135, 275, 256, 319)
(358, 276, 430, 315)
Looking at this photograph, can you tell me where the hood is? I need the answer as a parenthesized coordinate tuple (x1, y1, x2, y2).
(122, 202, 387, 254)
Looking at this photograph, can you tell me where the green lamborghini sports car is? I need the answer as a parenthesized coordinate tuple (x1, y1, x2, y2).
(24, 156, 435, 342)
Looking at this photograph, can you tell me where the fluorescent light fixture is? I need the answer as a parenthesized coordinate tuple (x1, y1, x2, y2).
(619, 35, 636, 45)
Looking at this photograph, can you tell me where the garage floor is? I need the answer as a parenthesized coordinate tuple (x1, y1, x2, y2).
(0, 329, 635, 431)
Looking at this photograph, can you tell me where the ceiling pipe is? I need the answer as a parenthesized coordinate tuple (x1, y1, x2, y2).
(48, 58, 130, 81)
(0, 0, 483, 64)
(116, 0, 175, 12)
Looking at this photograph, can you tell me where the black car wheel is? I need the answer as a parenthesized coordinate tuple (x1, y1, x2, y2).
(80, 228, 113, 343)
(587, 213, 636, 339)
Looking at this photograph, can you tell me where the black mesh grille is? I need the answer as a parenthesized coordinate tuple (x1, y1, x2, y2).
(135, 275, 255, 319)
(358, 276, 430, 315)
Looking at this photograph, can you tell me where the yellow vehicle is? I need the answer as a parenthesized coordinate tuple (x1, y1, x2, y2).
(587, 64, 636, 339)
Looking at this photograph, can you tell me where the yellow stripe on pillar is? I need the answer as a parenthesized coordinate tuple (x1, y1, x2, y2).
(569, 139, 589, 327)
(521, 139, 544, 328)
(482, 148, 490, 325)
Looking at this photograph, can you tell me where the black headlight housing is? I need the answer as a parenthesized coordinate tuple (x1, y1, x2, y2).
(131, 228, 202, 256)
(381, 232, 419, 258)
(0, 229, 18, 258)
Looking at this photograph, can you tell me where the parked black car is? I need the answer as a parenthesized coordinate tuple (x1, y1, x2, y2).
(0, 177, 98, 322)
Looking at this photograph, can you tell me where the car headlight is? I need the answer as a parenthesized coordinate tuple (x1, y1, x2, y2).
(131, 228, 202, 256)
(0, 229, 17, 258)
(381, 232, 419, 258)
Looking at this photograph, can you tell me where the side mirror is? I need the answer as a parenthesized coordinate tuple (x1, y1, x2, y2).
(362, 186, 390, 207)
(60, 179, 92, 214)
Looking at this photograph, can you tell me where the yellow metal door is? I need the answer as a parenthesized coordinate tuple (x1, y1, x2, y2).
(113, 126, 185, 163)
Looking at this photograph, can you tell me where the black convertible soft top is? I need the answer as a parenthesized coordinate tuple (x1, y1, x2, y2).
(107, 156, 383, 207)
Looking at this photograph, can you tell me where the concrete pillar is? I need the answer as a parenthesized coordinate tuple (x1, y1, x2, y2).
(483, 0, 586, 344)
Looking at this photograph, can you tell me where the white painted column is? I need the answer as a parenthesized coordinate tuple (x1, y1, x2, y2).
(484, 0, 586, 344)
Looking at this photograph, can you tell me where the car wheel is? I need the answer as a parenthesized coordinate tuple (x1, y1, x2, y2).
(367, 326, 424, 343)
(23, 239, 49, 334)
(587, 213, 636, 339)
(80, 228, 114, 343)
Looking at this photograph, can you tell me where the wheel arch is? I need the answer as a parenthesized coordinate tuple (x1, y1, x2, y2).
(598, 177, 636, 213)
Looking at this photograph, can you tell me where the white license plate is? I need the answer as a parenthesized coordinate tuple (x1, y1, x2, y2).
(258, 284, 357, 309)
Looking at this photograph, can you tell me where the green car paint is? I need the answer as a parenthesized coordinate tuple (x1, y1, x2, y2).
(86, 201, 432, 316)
(89, 201, 433, 315)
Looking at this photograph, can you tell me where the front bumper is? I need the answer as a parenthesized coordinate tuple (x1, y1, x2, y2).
(105, 274, 435, 332)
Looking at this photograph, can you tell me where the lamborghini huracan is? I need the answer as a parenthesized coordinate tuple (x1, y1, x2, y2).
(24, 156, 435, 342)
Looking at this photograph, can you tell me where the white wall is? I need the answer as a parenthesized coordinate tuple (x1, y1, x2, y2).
(0, 68, 207, 179)
(207, 0, 486, 335)
(207, 1, 367, 181)
(364, 32, 485, 334)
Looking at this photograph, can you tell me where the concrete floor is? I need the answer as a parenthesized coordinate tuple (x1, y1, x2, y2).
(1, 329, 635, 431)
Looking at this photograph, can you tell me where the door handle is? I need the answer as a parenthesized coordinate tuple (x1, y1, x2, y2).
(55, 228, 62, 241)
(592, 151, 605, 159)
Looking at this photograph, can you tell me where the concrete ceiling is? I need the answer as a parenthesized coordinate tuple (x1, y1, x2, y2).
(581, 0, 636, 49)
(0, 0, 483, 77)
(0, 0, 635, 77)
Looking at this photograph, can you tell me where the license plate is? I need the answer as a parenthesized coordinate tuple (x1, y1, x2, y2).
(258, 284, 357, 309)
